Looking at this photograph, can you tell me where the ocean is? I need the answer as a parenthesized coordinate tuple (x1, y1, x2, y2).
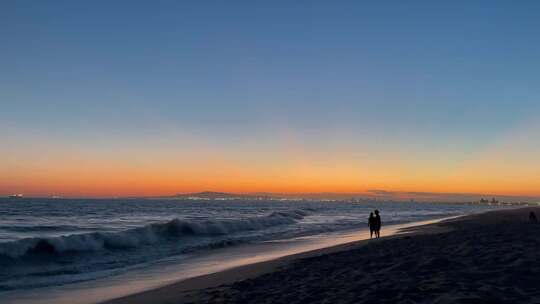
(0, 198, 505, 295)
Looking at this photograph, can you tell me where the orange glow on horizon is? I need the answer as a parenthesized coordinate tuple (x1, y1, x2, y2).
(2, 117, 539, 199)
(2, 162, 539, 198)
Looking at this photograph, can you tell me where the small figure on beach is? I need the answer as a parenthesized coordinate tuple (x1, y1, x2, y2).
(374, 210, 381, 238)
(368, 212, 376, 239)
(529, 212, 537, 223)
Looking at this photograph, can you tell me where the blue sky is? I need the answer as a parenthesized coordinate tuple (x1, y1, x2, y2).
(1, 1, 540, 196)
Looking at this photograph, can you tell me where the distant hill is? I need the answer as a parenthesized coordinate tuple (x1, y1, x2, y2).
(171, 191, 265, 199)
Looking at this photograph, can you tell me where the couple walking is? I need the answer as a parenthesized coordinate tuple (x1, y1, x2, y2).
(368, 210, 381, 239)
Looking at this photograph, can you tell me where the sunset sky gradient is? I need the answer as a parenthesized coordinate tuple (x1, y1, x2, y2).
(1, 1, 539, 198)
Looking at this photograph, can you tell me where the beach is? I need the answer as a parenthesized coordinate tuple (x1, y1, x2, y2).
(2, 198, 497, 302)
(105, 207, 540, 304)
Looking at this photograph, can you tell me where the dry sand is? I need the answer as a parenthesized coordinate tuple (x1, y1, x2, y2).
(105, 207, 540, 304)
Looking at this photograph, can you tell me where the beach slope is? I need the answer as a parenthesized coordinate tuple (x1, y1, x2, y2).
(107, 207, 540, 304)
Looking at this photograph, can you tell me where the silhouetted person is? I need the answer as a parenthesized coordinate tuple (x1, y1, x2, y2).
(368, 212, 376, 239)
(374, 210, 381, 238)
(530, 212, 537, 223)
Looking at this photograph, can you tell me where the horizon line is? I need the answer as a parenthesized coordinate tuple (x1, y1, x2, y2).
(3, 189, 540, 202)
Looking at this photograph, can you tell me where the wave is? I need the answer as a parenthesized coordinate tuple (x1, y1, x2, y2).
(0, 209, 309, 258)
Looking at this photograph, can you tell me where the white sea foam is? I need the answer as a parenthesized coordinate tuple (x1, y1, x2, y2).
(0, 209, 309, 258)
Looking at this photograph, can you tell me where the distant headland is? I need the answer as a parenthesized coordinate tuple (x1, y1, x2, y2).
(150, 191, 539, 205)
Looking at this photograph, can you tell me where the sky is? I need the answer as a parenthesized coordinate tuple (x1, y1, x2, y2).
(1, 1, 540, 198)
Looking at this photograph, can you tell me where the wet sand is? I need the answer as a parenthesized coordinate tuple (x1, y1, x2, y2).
(105, 207, 540, 304)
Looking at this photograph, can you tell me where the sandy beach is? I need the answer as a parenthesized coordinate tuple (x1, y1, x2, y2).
(104, 207, 540, 304)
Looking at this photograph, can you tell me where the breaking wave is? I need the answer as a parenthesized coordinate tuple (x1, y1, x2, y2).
(0, 209, 309, 259)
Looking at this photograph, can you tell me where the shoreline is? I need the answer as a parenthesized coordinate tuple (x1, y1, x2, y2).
(103, 214, 470, 304)
(0, 215, 462, 304)
(176, 206, 540, 303)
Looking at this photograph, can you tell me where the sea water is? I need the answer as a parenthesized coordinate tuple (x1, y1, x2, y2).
(0, 198, 505, 293)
